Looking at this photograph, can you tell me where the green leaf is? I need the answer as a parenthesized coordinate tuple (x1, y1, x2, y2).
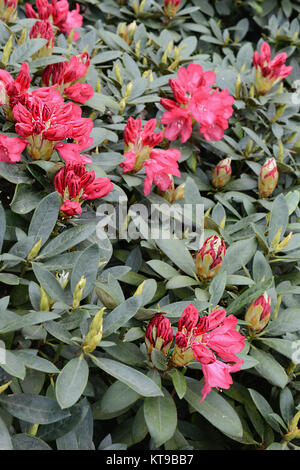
(56, 356, 89, 409)
(32, 263, 68, 304)
(242, 127, 271, 156)
(28, 192, 60, 247)
(0, 416, 13, 450)
(170, 369, 187, 399)
(184, 377, 243, 438)
(280, 388, 294, 426)
(146, 260, 179, 279)
(248, 389, 281, 433)
(0, 394, 70, 424)
(12, 434, 52, 450)
(264, 308, 300, 336)
(0, 163, 32, 184)
(1, 350, 26, 379)
(250, 348, 288, 389)
(15, 351, 59, 374)
(10, 38, 47, 62)
(0, 310, 60, 334)
(70, 244, 101, 299)
(99, 381, 141, 415)
(91, 356, 163, 398)
(102, 295, 144, 338)
(11, 184, 44, 214)
(209, 270, 227, 306)
(221, 237, 257, 275)
(259, 338, 296, 360)
(144, 388, 177, 447)
(155, 238, 196, 277)
(268, 194, 289, 245)
(226, 277, 273, 315)
(166, 275, 199, 289)
(39, 223, 96, 259)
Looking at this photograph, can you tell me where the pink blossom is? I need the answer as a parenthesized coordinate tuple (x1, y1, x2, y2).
(25, 0, 83, 41)
(64, 82, 94, 104)
(0, 134, 27, 163)
(160, 105, 192, 143)
(143, 148, 181, 196)
(60, 200, 82, 216)
(171, 304, 245, 401)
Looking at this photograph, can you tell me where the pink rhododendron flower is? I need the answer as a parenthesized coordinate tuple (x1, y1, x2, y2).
(64, 82, 94, 104)
(171, 304, 245, 401)
(160, 64, 234, 143)
(25, 0, 83, 41)
(42, 53, 93, 104)
(145, 313, 174, 359)
(13, 96, 93, 160)
(0, 63, 31, 121)
(30, 19, 55, 58)
(143, 148, 181, 196)
(60, 199, 82, 216)
(54, 163, 113, 216)
(253, 41, 293, 95)
(0, 134, 27, 163)
(55, 136, 93, 164)
(120, 117, 181, 196)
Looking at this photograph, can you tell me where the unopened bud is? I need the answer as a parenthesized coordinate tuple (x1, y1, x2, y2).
(245, 292, 271, 332)
(124, 81, 133, 100)
(258, 157, 279, 198)
(196, 235, 226, 280)
(212, 158, 232, 189)
(40, 286, 51, 311)
(164, 0, 181, 18)
(27, 238, 42, 261)
(82, 308, 105, 354)
(2, 35, 13, 65)
(72, 275, 86, 309)
(114, 64, 123, 85)
(274, 231, 293, 253)
(145, 313, 173, 360)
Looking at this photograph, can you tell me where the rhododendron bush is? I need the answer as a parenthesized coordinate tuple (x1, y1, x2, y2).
(0, 0, 300, 452)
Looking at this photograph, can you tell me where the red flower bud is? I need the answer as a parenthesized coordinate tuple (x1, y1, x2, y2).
(196, 235, 226, 280)
(245, 292, 271, 332)
(212, 158, 232, 188)
(258, 157, 278, 198)
(145, 313, 173, 358)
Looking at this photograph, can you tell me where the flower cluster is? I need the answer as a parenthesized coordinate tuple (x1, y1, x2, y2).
(253, 42, 293, 95)
(13, 96, 93, 161)
(160, 63, 234, 143)
(42, 53, 94, 104)
(54, 163, 114, 216)
(145, 305, 245, 401)
(25, 0, 83, 41)
(120, 117, 181, 196)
